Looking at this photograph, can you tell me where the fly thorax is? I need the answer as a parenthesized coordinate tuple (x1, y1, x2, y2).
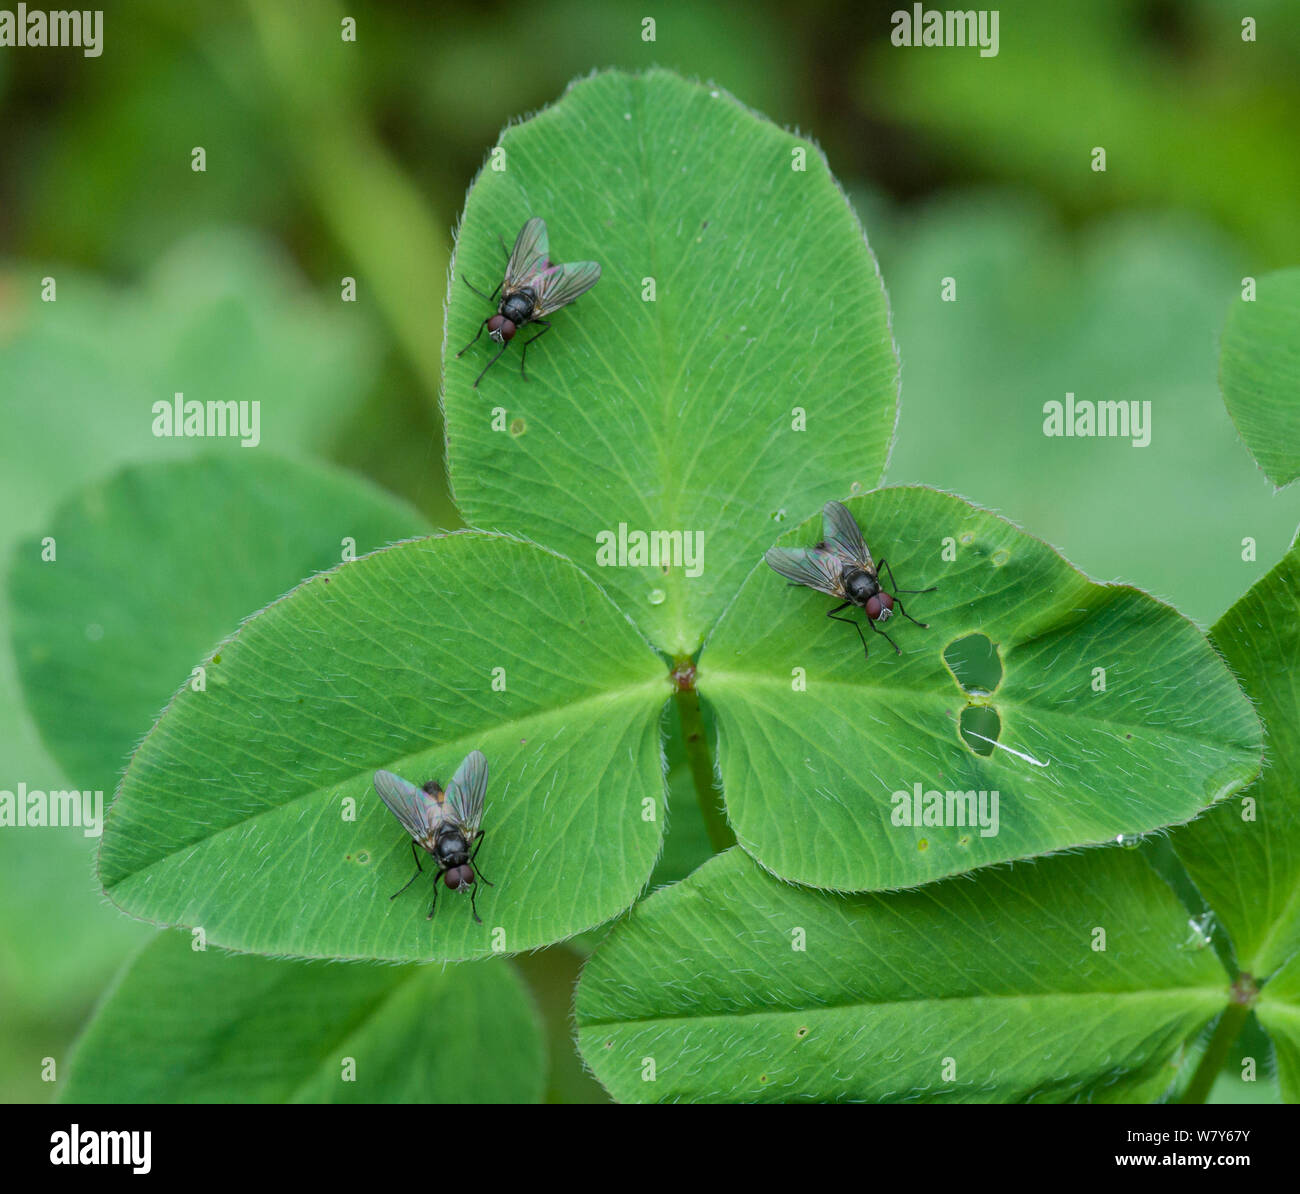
(501, 291, 535, 325)
(845, 569, 879, 603)
(435, 831, 469, 866)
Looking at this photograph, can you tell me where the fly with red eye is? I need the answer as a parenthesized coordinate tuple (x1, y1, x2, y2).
(373, 750, 492, 923)
(455, 217, 601, 388)
(764, 501, 936, 659)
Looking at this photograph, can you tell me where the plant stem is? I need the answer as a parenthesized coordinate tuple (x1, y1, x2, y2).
(671, 665, 735, 853)
(1179, 976, 1256, 1104)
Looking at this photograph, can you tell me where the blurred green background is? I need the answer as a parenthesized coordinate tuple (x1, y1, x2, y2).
(2, 0, 1297, 1102)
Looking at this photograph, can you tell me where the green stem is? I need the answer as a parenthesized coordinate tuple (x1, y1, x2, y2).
(1179, 978, 1255, 1104)
(672, 675, 735, 854)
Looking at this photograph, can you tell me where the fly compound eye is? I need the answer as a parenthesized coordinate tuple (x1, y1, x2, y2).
(499, 319, 516, 341)
(874, 593, 895, 620)
(487, 315, 505, 333)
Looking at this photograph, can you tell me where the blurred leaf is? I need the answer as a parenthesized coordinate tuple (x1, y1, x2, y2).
(575, 847, 1226, 1103)
(246, 0, 450, 402)
(10, 455, 430, 798)
(1220, 268, 1300, 488)
(61, 931, 544, 1103)
(703, 486, 1261, 891)
(0, 228, 382, 512)
(445, 68, 898, 657)
(0, 232, 378, 1044)
(1256, 952, 1300, 1103)
(1172, 531, 1300, 979)
(865, 0, 1300, 264)
(878, 196, 1300, 627)
(20, 16, 291, 271)
(99, 533, 668, 961)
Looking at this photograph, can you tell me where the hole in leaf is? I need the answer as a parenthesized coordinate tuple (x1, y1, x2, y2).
(959, 705, 1001, 756)
(944, 633, 1002, 695)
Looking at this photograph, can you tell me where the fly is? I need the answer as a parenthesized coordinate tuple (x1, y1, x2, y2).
(456, 217, 601, 387)
(373, 749, 492, 922)
(765, 500, 936, 658)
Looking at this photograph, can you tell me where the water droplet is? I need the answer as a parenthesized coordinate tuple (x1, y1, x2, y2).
(771, 508, 786, 521)
(992, 548, 1010, 567)
(1116, 833, 1143, 849)
(849, 480, 862, 494)
(959, 532, 974, 545)
(648, 589, 666, 605)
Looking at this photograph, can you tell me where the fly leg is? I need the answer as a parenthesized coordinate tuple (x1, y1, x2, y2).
(473, 340, 511, 388)
(868, 616, 902, 655)
(468, 882, 483, 925)
(827, 602, 872, 660)
(427, 867, 447, 920)
(457, 316, 492, 358)
(877, 559, 935, 628)
(470, 832, 494, 887)
(518, 321, 551, 381)
(459, 273, 501, 303)
(390, 840, 424, 900)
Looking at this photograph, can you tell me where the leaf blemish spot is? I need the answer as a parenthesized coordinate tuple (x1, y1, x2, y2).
(510, 418, 526, 437)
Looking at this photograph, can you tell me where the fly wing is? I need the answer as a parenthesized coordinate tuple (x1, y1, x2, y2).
(530, 261, 602, 316)
(444, 749, 488, 838)
(764, 545, 845, 598)
(821, 501, 874, 571)
(374, 770, 443, 845)
(504, 218, 550, 290)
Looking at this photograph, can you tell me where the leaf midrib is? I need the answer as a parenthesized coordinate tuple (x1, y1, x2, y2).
(104, 676, 669, 888)
(579, 984, 1228, 1030)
